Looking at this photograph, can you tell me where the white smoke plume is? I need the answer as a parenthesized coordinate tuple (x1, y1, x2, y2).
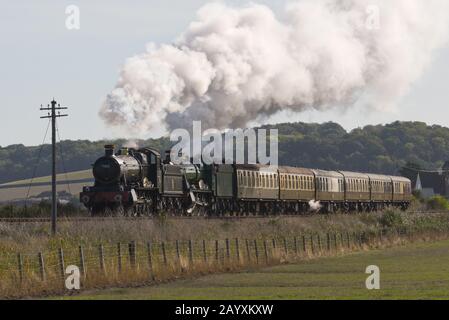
(308, 199, 322, 211)
(100, 0, 449, 134)
(123, 139, 139, 149)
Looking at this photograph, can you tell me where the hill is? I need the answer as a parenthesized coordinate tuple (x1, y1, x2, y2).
(1, 121, 449, 185)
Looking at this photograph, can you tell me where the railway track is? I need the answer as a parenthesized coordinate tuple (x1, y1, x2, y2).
(0, 210, 445, 223)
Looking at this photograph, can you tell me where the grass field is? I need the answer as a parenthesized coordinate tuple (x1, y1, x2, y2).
(0, 169, 92, 202)
(0, 170, 92, 187)
(64, 239, 449, 300)
(0, 182, 87, 202)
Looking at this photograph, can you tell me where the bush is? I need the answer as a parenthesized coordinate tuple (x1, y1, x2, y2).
(427, 196, 449, 211)
(379, 210, 404, 229)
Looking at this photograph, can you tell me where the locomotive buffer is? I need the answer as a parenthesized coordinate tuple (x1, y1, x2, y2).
(40, 99, 68, 235)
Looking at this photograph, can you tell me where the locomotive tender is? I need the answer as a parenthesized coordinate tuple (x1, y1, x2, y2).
(80, 145, 412, 216)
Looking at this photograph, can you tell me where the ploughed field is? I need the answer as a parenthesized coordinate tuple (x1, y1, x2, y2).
(61, 239, 449, 300)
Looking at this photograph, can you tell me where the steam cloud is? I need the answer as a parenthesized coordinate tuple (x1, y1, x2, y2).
(308, 200, 322, 211)
(100, 0, 449, 134)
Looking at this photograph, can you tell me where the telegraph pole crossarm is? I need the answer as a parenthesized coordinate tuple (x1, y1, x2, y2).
(39, 99, 69, 235)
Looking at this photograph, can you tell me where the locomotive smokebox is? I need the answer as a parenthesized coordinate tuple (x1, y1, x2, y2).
(105, 144, 115, 157)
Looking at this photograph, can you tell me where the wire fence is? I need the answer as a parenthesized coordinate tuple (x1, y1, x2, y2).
(1, 225, 448, 298)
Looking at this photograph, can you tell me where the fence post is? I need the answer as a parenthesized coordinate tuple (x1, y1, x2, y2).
(99, 244, 105, 274)
(202, 240, 207, 263)
(147, 242, 153, 279)
(254, 239, 259, 264)
(17, 253, 24, 283)
(188, 239, 194, 265)
(215, 240, 219, 263)
(294, 236, 298, 255)
(117, 243, 122, 273)
(175, 240, 181, 263)
(334, 233, 338, 251)
(225, 238, 230, 261)
(245, 239, 251, 263)
(38, 252, 46, 282)
(272, 238, 276, 250)
(58, 248, 65, 283)
(79, 245, 85, 278)
(317, 234, 322, 252)
(310, 234, 315, 255)
(161, 241, 167, 266)
(263, 239, 269, 263)
(346, 232, 351, 249)
(283, 238, 288, 256)
(327, 233, 331, 251)
(235, 238, 240, 262)
(129, 241, 137, 269)
(302, 235, 307, 254)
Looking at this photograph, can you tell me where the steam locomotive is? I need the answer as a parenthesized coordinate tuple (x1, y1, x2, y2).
(80, 145, 412, 216)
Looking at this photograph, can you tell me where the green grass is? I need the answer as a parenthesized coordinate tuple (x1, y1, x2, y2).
(0, 169, 92, 202)
(61, 240, 449, 300)
(0, 182, 86, 202)
(0, 169, 92, 187)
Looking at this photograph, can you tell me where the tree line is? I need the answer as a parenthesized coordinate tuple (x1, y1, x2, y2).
(1, 121, 448, 184)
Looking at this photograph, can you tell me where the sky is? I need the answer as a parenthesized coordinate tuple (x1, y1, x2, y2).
(1, 0, 449, 147)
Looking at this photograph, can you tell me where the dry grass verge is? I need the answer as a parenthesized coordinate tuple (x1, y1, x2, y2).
(1, 210, 449, 298)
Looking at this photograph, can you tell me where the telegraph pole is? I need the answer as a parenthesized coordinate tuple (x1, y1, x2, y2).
(40, 99, 68, 235)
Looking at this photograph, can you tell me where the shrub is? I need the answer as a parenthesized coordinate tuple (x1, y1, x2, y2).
(379, 210, 404, 229)
(427, 196, 449, 211)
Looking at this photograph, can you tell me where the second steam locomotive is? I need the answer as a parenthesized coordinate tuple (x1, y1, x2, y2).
(80, 145, 412, 216)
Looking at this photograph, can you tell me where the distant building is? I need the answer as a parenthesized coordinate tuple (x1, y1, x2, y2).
(402, 161, 449, 198)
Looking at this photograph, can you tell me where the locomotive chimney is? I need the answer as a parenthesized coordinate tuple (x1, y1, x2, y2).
(104, 144, 115, 157)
